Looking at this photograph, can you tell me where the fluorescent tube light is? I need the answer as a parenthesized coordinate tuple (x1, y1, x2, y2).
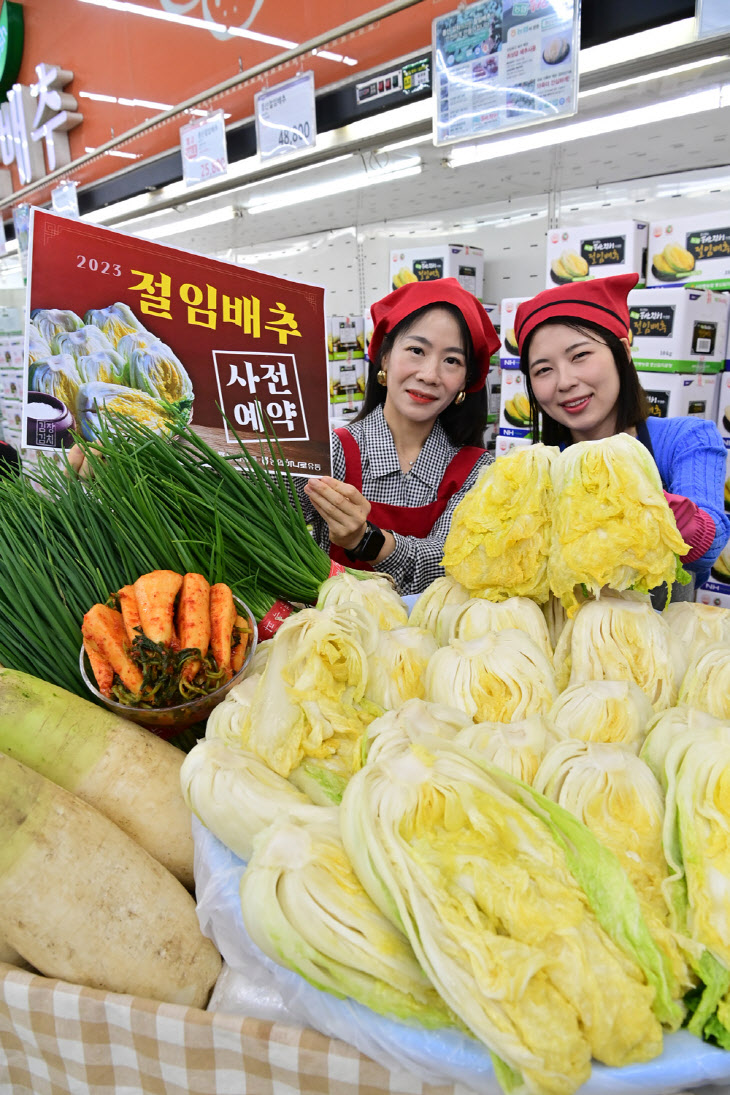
(246, 160, 422, 214)
(579, 55, 730, 100)
(449, 87, 728, 168)
(134, 204, 236, 239)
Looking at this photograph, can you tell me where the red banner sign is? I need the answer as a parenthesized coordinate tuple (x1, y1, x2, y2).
(23, 208, 331, 475)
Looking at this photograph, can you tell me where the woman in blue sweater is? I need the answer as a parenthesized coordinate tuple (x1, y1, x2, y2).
(515, 273, 729, 597)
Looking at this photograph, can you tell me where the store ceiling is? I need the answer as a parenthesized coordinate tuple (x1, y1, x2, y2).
(115, 64, 730, 259)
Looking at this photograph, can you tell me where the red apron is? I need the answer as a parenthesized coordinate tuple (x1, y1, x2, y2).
(329, 427, 485, 572)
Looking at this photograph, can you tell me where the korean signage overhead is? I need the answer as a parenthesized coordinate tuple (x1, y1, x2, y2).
(432, 0, 579, 147)
(23, 210, 331, 477)
(255, 71, 316, 163)
(180, 110, 228, 187)
(0, 61, 82, 188)
(696, 0, 730, 38)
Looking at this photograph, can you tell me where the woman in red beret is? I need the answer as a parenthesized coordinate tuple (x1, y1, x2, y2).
(515, 273, 729, 603)
(299, 278, 500, 595)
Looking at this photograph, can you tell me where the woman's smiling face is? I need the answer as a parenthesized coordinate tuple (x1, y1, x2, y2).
(527, 322, 628, 442)
(382, 306, 467, 428)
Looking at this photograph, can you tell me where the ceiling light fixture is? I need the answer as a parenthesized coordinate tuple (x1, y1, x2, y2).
(132, 204, 236, 239)
(449, 86, 728, 168)
(76, 0, 355, 60)
(579, 54, 730, 99)
(246, 159, 422, 215)
(85, 146, 141, 159)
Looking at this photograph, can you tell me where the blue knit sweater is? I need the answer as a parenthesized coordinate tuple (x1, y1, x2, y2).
(645, 415, 730, 587)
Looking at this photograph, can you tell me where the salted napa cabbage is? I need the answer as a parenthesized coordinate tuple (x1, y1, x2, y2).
(84, 302, 148, 346)
(76, 381, 176, 440)
(664, 603, 730, 682)
(547, 680, 653, 752)
(554, 599, 677, 711)
(55, 324, 116, 363)
(678, 642, 730, 719)
(29, 353, 83, 411)
(205, 673, 264, 751)
(76, 349, 127, 387)
(31, 307, 83, 350)
(549, 434, 689, 616)
(425, 629, 557, 723)
(364, 698, 472, 758)
(640, 706, 728, 790)
(408, 574, 471, 645)
(442, 443, 556, 602)
(449, 596, 553, 660)
(534, 739, 694, 993)
(456, 714, 556, 784)
(239, 814, 455, 1028)
(128, 339, 194, 412)
(241, 606, 377, 782)
(27, 325, 52, 366)
(180, 738, 322, 861)
(341, 733, 673, 1095)
(662, 734, 730, 967)
(116, 330, 162, 364)
(316, 572, 408, 631)
(364, 625, 437, 709)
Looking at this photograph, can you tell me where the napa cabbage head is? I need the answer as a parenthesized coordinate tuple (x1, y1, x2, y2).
(31, 307, 83, 350)
(341, 731, 674, 1095)
(449, 595, 553, 660)
(640, 706, 727, 791)
(455, 714, 556, 784)
(549, 434, 689, 616)
(316, 572, 408, 630)
(425, 629, 557, 724)
(239, 814, 456, 1029)
(241, 606, 376, 783)
(678, 642, 730, 720)
(364, 625, 437, 709)
(442, 443, 556, 603)
(547, 680, 653, 752)
(84, 302, 148, 346)
(557, 599, 677, 711)
(180, 738, 323, 861)
(534, 738, 696, 995)
(664, 603, 730, 683)
(363, 698, 472, 762)
(408, 574, 471, 645)
(30, 353, 83, 412)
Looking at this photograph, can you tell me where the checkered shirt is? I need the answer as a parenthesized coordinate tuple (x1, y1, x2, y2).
(294, 406, 492, 595)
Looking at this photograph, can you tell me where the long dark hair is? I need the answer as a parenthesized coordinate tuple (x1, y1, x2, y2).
(519, 317, 649, 447)
(354, 302, 489, 447)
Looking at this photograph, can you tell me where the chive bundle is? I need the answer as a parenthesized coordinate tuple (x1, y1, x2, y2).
(0, 412, 336, 699)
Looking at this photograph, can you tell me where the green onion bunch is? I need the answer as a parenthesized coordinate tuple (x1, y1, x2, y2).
(0, 412, 336, 698)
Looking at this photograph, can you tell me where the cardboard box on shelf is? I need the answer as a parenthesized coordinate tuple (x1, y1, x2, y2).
(495, 432, 533, 458)
(647, 211, 730, 290)
(0, 367, 23, 401)
(637, 370, 719, 420)
(389, 244, 484, 297)
(499, 297, 528, 369)
(498, 368, 531, 434)
(717, 369, 730, 440)
(545, 221, 648, 289)
(628, 287, 729, 373)
(328, 315, 366, 406)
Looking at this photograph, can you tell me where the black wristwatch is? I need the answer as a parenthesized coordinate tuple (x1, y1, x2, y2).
(344, 521, 386, 562)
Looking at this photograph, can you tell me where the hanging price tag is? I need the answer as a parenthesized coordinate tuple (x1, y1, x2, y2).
(180, 110, 228, 187)
(51, 180, 80, 219)
(255, 71, 316, 163)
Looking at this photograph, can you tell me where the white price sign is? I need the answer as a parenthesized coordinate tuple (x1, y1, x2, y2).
(180, 110, 228, 187)
(255, 72, 316, 163)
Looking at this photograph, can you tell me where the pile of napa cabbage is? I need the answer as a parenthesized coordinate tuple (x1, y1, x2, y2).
(182, 571, 730, 1095)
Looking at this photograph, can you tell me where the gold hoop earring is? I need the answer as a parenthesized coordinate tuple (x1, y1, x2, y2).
(454, 390, 465, 405)
(377, 369, 387, 387)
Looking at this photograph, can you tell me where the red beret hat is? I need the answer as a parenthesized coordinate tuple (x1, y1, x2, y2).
(514, 272, 640, 356)
(369, 278, 500, 393)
